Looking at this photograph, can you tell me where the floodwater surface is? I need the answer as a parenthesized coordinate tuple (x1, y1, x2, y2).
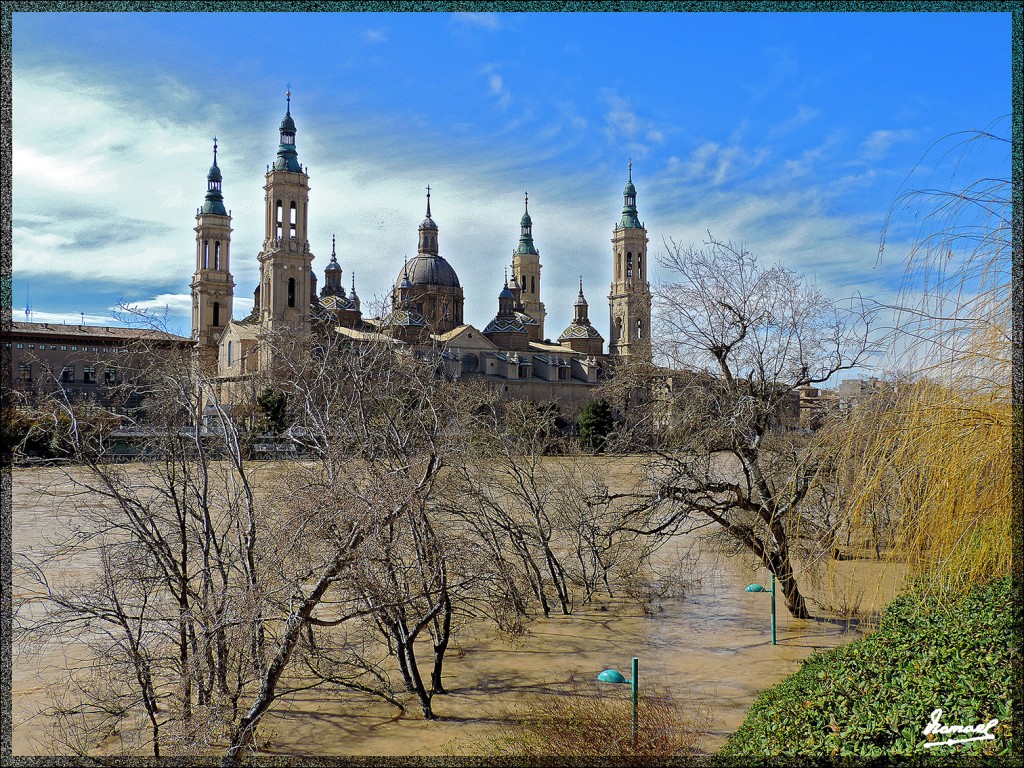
(10, 465, 906, 757)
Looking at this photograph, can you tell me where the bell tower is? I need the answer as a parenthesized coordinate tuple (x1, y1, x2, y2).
(258, 88, 314, 368)
(512, 192, 546, 338)
(608, 163, 651, 360)
(190, 138, 234, 371)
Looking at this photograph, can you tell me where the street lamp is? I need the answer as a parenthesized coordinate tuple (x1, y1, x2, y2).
(745, 573, 777, 645)
(597, 656, 638, 747)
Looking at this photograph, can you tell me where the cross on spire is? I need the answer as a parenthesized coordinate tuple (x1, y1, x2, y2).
(525, 190, 529, 212)
(331, 233, 336, 257)
(425, 184, 432, 217)
(285, 83, 292, 114)
(628, 159, 632, 182)
(213, 136, 218, 164)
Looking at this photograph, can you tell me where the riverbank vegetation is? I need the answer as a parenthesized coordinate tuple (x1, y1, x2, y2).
(723, 576, 1014, 758)
(725, 124, 1013, 758)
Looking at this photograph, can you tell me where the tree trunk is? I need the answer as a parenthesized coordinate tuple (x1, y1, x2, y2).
(400, 635, 433, 720)
(770, 552, 810, 619)
(429, 595, 451, 695)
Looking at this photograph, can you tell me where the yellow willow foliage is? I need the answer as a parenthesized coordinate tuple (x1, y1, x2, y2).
(827, 364, 1011, 598)
(839, 125, 1014, 598)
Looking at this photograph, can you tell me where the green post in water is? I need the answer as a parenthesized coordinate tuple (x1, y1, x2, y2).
(631, 656, 638, 746)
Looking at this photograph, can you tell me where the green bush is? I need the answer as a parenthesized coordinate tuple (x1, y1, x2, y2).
(578, 398, 614, 450)
(722, 576, 1015, 758)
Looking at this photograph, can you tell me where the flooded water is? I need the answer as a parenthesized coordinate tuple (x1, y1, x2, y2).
(10, 465, 906, 757)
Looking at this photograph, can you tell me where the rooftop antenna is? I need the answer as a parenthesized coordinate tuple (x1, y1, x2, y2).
(24, 284, 31, 322)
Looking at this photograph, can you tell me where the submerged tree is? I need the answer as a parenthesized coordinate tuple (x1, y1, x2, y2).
(637, 236, 875, 618)
(12, 321, 490, 762)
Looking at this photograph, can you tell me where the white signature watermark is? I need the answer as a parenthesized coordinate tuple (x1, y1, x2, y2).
(922, 708, 999, 749)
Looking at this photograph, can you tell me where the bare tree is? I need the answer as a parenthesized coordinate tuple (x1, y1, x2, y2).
(451, 400, 670, 619)
(218, 328, 488, 760)
(634, 236, 875, 618)
(14, 328, 270, 757)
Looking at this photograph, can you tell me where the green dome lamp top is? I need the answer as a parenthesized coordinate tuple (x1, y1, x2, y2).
(597, 669, 627, 683)
(517, 191, 539, 255)
(274, 84, 302, 173)
(619, 161, 641, 229)
(201, 137, 227, 216)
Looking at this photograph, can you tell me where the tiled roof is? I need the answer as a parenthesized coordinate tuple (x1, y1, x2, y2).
(558, 323, 604, 341)
(380, 309, 428, 328)
(483, 316, 528, 335)
(9, 321, 191, 343)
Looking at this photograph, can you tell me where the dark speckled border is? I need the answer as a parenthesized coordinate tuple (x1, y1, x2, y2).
(1, 2, 1021, 766)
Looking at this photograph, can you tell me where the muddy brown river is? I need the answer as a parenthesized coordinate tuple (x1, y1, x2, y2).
(10, 465, 906, 757)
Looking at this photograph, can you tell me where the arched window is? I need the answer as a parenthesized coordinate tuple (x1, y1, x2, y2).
(637, 253, 643, 278)
(275, 201, 283, 239)
(636, 318, 643, 339)
(288, 278, 296, 308)
(626, 252, 633, 279)
(615, 316, 623, 341)
(214, 241, 221, 271)
(617, 253, 622, 279)
(213, 301, 220, 327)
(531, 275, 536, 294)
(290, 202, 297, 237)
(203, 241, 209, 269)
(227, 341, 233, 366)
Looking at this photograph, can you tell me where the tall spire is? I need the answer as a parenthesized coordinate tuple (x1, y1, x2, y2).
(274, 85, 301, 172)
(418, 185, 439, 255)
(202, 137, 227, 215)
(620, 161, 640, 228)
(517, 191, 538, 255)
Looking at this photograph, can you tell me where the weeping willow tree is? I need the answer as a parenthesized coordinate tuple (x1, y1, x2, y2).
(822, 121, 1012, 593)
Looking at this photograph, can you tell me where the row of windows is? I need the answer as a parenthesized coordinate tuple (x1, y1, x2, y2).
(18, 363, 117, 384)
(201, 240, 224, 271)
(275, 200, 299, 239)
(616, 251, 644, 280)
(515, 273, 538, 295)
(7, 343, 124, 352)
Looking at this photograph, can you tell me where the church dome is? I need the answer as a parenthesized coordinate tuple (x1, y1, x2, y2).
(484, 315, 528, 335)
(395, 255, 461, 289)
(279, 112, 297, 135)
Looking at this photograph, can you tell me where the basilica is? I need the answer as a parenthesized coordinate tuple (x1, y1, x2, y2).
(190, 94, 652, 408)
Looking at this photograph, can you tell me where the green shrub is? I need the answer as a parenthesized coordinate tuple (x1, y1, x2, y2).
(722, 576, 1015, 758)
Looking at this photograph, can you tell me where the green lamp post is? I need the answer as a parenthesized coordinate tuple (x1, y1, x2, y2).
(598, 656, 639, 747)
(745, 573, 777, 645)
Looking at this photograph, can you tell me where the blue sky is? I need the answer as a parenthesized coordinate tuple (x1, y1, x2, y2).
(10, 10, 1012, 373)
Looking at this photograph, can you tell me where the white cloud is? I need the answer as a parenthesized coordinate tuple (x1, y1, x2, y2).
(860, 129, 916, 163)
(668, 141, 769, 188)
(480, 64, 511, 111)
(363, 29, 386, 44)
(765, 105, 822, 141)
(601, 91, 666, 158)
(452, 13, 501, 30)
(118, 293, 193, 316)
(14, 309, 120, 326)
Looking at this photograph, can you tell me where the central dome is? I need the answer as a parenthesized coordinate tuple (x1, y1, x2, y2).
(395, 254, 461, 289)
